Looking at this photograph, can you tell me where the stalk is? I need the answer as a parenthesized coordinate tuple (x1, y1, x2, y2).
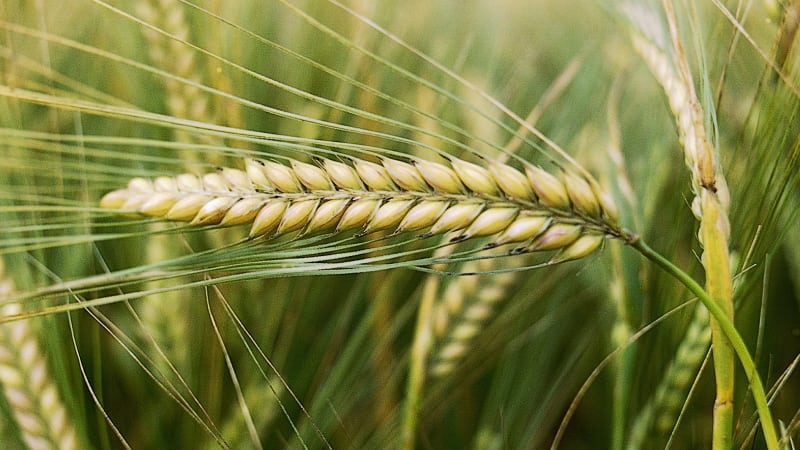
(630, 238, 778, 450)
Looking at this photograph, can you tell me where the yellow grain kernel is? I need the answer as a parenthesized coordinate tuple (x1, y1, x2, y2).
(222, 168, 252, 191)
(99, 189, 130, 209)
(529, 223, 582, 251)
(121, 193, 150, 211)
(551, 233, 604, 263)
(202, 172, 230, 192)
(382, 158, 429, 191)
(175, 173, 201, 191)
(277, 199, 319, 233)
(139, 192, 180, 216)
(127, 177, 153, 192)
(459, 207, 518, 238)
(305, 199, 349, 232)
(438, 342, 468, 360)
(489, 214, 550, 246)
(192, 196, 238, 225)
(563, 171, 601, 217)
(221, 198, 264, 226)
(364, 199, 415, 232)
(397, 200, 449, 232)
(525, 165, 570, 210)
(263, 160, 303, 193)
(488, 162, 532, 199)
(245, 159, 274, 190)
(414, 159, 464, 193)
(249, 200, 288, 237)
(353, 160, 396, 191)
(291, 160, 333, 191)
(165, 194, 213, 221)
(337, 198, 381, 231)
(452, 322, 481, 341)
(428, 202, 484, 235)
(153, 176, 177, 191)
(323, 159, 363, 190)
(593, 184, 620, 224)
(451, 159, 498, 195)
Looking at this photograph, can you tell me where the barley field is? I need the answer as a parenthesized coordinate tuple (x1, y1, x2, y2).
(0, 0, 798, 449)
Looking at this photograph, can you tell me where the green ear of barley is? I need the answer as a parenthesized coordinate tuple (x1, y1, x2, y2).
(100, 155, 626, 261)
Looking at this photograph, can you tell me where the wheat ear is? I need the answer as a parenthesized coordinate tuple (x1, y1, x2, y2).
(100, 156, 628, 257)
(0, 260, 79, 450)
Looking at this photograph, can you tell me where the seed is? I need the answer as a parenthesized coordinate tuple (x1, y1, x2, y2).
(175, 173, 201, 191)
(277, 199, 319, 233)
(525, 165, 570, 210)
(305, 199, 349, 232)
(364, 199, 415, 232)
(291, 160, 333, 191)
(354, 159, 396, 191)
(249, 200, 288, 237)
(563, 171, 601, 217)
(488, 214, 550, 246)
(245, 159, 274, 190)
(153, 176, 177, 191)
(528, 223, 582, 251)
(221, 198, 264, 226)
(99, 189, 130, 209)
(451, 159, 498, 195)
(263, 160, 302, 193)
(324, 159, 363, 190)
(397, 200, 449, 232)
(459, 207, 518, 239)
(165, 194, 214, 221)
(202, 172, 230, 192)
(488, 162, 532, 199)
(428, 202, 484, 235)
(139, 192, 180, 216)
(221, 168, 251, 191)
(127, 177, 153, 192)
(382, 158, 429, 191)
(414, 159, 465, 193)
(550, 233, 604, 262)
(192, 196, 238, 224)
(337, 198, 381, 231)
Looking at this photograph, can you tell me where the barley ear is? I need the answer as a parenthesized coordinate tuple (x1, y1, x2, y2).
(0, 259, 80, 450)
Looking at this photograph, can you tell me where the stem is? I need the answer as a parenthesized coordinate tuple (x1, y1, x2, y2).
(630, 238, 779, 450)
(699, 192, 736, 450)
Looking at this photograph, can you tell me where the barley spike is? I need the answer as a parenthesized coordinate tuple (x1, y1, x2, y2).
(101, 156, 628, 258)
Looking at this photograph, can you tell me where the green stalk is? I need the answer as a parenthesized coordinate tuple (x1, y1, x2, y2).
(631, 238, 778, 450)
(699, 192, 736, 450)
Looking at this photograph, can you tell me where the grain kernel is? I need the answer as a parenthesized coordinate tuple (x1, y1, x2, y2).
(292, 160, 333, 191)
(397, 200, 449, 232)
(263, 160, 303, 193)
(451, 159, 498, 195)
(249, 200, 288, 237)
(525, 165, 570, 210)
(353, 160, 396, 191)
(414, 159, 464, 193)
(382, 158, 429, 191)
(488, 162, 531, 199)
(324, 159, 363, 190)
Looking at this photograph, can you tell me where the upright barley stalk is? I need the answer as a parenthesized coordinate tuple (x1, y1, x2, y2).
(626, 1, 736, 447)
(0, 259, 79, 450)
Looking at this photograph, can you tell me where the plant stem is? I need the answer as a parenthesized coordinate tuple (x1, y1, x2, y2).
(698, 192, 736, 450)
(630, 238, 778, 450)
